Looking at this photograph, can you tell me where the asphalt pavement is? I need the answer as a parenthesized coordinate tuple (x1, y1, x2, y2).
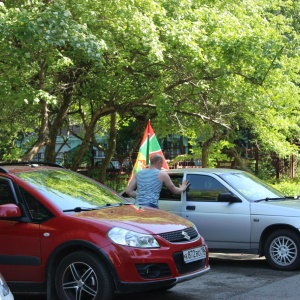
(230, 272, 300, 300)
(14, 253, 300, 300)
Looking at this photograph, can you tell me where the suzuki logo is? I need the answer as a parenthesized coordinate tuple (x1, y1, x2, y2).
(182, 231, 191, 240)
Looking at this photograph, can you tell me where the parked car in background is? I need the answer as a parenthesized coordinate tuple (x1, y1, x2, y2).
(95, 158, 132, 173)
(123, 168, 300, 271)
(0, 163, 209, 300)
(95, 159, 122, 173)
(0, 273, 14, 300)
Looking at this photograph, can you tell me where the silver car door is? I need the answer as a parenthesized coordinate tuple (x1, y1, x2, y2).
(183, 174, 251, 250)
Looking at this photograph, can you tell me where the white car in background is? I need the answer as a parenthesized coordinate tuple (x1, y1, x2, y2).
(123, 168, 300, 271)
(158, 168, 300, 271)
(0, 273, 14, 300)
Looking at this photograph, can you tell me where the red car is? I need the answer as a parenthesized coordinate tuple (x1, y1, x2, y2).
(0, 163, 209, 300)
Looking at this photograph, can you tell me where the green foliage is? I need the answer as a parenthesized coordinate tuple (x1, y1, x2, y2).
(169, 140, 234, 168)
(268, 177, 300, 197)
(248, 155, 276, 179)
(1, 0, 300, 177)
(1, 147, 22, 162)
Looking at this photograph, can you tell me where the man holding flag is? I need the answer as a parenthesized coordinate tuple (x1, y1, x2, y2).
(126, 153, 190, 208)
(126, 120, 190, 208)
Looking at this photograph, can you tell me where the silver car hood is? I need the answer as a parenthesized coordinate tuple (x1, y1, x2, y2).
(251, 199, 300, 217)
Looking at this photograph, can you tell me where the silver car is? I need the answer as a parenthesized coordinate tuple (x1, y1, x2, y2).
(127, 168, 300, 271)
(0, 273, 14, 300)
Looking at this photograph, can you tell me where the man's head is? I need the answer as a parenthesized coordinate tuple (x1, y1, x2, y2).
(150, 154, 164, 169)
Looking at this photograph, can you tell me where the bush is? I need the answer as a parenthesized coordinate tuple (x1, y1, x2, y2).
(267, 177, 300, 197)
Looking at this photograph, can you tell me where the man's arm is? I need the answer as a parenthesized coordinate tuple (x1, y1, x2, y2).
(125, 175, 137, 198)
(159, 171, 189, 194)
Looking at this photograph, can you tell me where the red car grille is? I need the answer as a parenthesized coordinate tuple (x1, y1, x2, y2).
(158, 227, 199, 243)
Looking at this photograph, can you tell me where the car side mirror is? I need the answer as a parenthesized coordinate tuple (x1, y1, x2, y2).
(217, 193, 242, 203)
(0, 203, 22, 218)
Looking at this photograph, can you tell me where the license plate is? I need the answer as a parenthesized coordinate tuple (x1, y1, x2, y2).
(183, 246, 206, 263)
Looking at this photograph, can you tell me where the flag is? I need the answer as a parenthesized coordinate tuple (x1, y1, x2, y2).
(128, 120, 169, 182)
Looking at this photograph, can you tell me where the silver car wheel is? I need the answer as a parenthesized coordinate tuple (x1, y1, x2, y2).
(269, 236, 297, 267)
(55, 251, 114, 300)
(62, 261, 98, 299)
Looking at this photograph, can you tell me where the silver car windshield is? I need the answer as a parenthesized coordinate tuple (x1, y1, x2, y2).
(16, 169, 127, 211)
(219, 172, 284, 201)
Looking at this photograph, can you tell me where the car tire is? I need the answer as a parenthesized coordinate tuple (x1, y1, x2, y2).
(264, 229, 300, 271)
(55, 250, 114, 300)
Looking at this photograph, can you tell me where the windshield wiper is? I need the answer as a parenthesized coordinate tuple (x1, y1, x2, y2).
(254, 196, 295, 203)
(64, 202, 133, 212)
(63, 207, 96, 212)
(95, 202, 131, 208)
(63, 203, 131, 212)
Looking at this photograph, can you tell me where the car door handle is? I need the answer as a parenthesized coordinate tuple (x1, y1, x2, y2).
(186, 206, 195, 210)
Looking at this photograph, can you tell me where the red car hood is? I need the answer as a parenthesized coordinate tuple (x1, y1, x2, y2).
(73, 204, 194, 235)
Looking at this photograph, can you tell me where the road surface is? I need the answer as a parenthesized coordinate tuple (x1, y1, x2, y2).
(14, 253, 300, 300)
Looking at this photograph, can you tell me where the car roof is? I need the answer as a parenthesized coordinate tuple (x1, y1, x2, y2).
(165, 168, 245, 175)
(0, 163, 63, 175)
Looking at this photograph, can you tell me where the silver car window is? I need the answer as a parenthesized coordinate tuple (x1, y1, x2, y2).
(186, 175, 229, 202)
(160, 175, 183, 200)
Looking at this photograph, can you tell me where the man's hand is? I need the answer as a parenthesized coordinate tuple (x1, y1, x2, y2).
(180, 180, 190, 191)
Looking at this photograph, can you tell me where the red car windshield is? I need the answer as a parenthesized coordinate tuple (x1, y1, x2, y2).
(16, 169, 127, 211)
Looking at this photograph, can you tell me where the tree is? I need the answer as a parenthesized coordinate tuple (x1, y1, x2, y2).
(1, 0, 300, 180)
(0, 0, 104, 161)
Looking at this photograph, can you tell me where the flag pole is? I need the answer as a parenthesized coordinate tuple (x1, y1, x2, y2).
(146, 120, 150, 167)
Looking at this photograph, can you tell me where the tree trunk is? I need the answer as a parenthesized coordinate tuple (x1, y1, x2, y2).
(44, 93, 72, 163)
(229, 147, 252, 172)
(21, 59, 48, 162)
(97, 112, 117, 183)
(201, 124, 222, 168)
(21, 101, 48, 161)
(201, 141, 210, 168)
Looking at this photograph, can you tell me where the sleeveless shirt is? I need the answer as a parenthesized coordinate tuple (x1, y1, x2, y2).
(135, 168, 163, 207)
